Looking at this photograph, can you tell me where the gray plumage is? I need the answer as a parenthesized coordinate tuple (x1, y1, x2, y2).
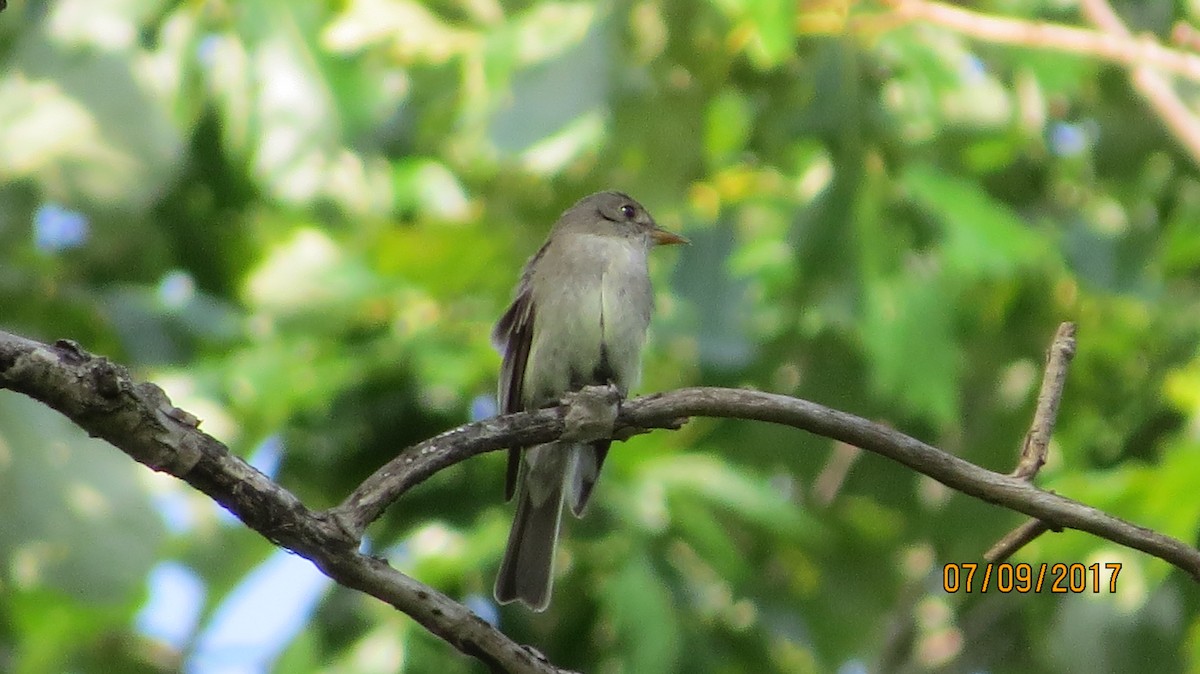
(492, 190, 687, 611)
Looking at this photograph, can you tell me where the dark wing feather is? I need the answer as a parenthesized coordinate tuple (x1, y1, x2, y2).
(493, 246, 544, 500)
(493, 290, 533, 415)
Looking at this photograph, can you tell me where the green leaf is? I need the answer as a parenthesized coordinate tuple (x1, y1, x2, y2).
(745, 0, 793, 68)
(1, 35, 184, 210)
(706, 0, 793, 69)
(8, 589, 125, 674)
(862, 271, 959, 426)
(902, 163, 1051, 277)
(0, 394, 164, 605)
(640, 453, 820, 539)
(603, 552, 681, 673)
(704, 90, 754, 166)
(511, 2, 596, 66)
(1044, 438, 1200, 586)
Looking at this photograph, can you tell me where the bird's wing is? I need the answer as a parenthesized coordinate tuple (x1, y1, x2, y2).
(493, 290, 533, 415)
(493, 246, 544, 500)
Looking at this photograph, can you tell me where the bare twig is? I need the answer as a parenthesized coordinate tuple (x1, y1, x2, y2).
(812, 441, 863, 507)
(986, 518, 1056, 563)
(988, 323, 1076, 559)
(1013, 322, 1077, 480)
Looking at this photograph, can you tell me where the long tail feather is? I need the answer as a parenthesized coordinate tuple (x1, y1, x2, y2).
(494, 481, 564, 611)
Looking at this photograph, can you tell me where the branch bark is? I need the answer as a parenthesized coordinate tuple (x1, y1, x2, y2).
(2, 328, 1200, 674)
(0, 331, 569, 674)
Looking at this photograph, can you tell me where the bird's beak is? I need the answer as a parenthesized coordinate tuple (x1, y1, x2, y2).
(650, 226, 689, 246)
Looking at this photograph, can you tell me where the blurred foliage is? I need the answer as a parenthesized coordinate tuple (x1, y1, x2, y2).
(3, 0, 1200, 672)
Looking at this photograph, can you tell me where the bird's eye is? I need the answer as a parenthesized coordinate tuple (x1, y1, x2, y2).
(619, 204, 636, 219)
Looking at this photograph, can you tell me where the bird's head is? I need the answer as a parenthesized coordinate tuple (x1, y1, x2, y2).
(564, 190, 689, 247)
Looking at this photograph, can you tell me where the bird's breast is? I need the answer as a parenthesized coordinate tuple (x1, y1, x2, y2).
(524, 236, 652, 406)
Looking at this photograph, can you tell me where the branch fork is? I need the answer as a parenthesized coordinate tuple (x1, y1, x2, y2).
(986, 322, 1076, 562)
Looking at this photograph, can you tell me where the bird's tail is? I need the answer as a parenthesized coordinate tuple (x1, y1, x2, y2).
(494, 479, 564, 611)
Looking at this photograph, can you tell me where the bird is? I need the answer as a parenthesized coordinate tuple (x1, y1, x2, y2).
(492, 190, 688, 610)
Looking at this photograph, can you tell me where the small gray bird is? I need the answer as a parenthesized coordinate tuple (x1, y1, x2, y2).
(492, 190, 687, 610)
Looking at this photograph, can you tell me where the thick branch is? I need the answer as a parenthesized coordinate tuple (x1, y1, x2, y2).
(0, 331, 565, 674)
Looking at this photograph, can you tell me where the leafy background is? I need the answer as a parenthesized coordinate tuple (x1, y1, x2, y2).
(2, 0, 1200, 672)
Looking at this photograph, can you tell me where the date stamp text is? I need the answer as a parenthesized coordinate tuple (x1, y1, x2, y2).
(942, 562, 1122, 593)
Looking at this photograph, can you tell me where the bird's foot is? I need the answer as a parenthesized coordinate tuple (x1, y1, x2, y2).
(559, 385, 621, 444)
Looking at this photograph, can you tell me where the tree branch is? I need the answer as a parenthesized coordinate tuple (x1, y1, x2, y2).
(0, 331, 569, 674)
(878, 0, 1200, 168)
(986, 519, 1055, 563)
(879, 0, 1200, 83)
(1014, 322, 1076, 480)
(3, 327, 1200, 674)
(343, 379, 1200, 578)
(1080, 0, 1200, 168)
(987, 322, 1075, 562)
